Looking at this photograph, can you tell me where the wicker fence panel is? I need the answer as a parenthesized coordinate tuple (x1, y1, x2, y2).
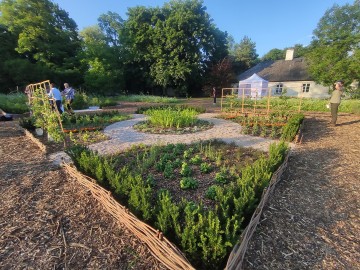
(63, 163, 195, 270)
(225, 152, 290, 270)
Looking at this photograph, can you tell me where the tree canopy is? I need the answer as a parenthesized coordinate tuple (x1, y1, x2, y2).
(229, 35, 258, 74)
(123, 0, 228, 96)
(0, 0, 82, 89)
(306, 1, 360, 89)
(5, 0, 358, 97)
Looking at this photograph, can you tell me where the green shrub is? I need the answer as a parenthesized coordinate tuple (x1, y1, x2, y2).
(163, 161, 175, 179)
(280, 113, 304, 141)
(19, 116, 36, 130)
(155, 190, 181, 235)
(190, 154, 202, 165)
(214, 168, 229, 184)
(180, 162, 192, 177)
(128, 174, 153, 220)
(205, 185, 218, 200)
(0, 93, 28, 114)
(200, 162, 212, 173)
(180, 177, 199, 190)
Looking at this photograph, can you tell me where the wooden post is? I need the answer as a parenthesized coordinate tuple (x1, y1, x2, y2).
(267, 87, 271, 115)
(221, 88, 223, 112)
(241, 88, 245, 113)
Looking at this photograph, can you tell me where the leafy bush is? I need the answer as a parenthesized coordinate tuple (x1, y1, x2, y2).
(180, 162, 192, 177)
(205, 185, 218, 200)
(214, 167, 230, 184)
(155, 190, 181, 235)
(180, 177, 199, 190)
(200, 162, 212, 173)
(280, 113, 305, 141)
(0, 92, 28, 114)
(19, 116, 36, 130)
(163, 161, 175, 179)
(190, 154, 202, 165)
(128, 174, 153, 220)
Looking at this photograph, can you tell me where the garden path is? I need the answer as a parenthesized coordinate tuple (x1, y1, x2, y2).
(243, 113, 360, 269)
(88, 113, 283, 156)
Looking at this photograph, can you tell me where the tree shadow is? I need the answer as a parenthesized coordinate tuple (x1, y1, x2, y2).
(336, 119, 360, 126)
(300, 117, 334, 143)
(243, 145, 351, 269)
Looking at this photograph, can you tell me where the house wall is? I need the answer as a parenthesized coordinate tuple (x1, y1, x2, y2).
(268, 81, 330, 99)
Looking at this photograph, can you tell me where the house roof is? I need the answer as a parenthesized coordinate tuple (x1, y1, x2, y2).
(237, 58, 312, 82)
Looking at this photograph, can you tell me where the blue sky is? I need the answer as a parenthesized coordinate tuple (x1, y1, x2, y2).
(52, 0, 353, 57)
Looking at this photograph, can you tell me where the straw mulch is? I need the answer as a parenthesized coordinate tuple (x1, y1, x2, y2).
(0, 121, 167, 269)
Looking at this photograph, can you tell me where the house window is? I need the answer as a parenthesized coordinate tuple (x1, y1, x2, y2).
(302, 83, 310, 92)
(275, 83, 283, 94)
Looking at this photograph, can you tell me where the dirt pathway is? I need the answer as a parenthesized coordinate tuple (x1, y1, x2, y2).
(243, 113, 360, 269)
(0, 121, 166, 269)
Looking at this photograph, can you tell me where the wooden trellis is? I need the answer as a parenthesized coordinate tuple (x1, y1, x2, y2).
(220, 88, 303, 116)
(26, 80, 65, 145)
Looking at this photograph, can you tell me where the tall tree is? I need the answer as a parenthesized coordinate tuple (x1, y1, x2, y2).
(202, 56, 236, 96)
(306, 2, 360, 91)
(123, 0, 228, 96)
(230, 35, 259, 74)
(98, 11, 124, 47)
(0, 0, 82, 86)
(80, 16, 126, 94)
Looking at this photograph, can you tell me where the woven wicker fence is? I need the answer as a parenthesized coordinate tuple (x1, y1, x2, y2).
(225, 151, 290, 270)
(63, 163, 195, 270)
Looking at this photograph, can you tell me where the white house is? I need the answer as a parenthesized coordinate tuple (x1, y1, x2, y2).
(237, 49, 330, 98)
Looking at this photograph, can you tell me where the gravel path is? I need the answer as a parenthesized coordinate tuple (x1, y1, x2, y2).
(88, 113, 283, 155)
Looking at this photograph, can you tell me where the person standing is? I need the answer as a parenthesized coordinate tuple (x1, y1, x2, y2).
(62, 83, 75, 113)
(212, 87, 217, 104)
(329, 80, 344, 126)
(48, 83, 63, 114)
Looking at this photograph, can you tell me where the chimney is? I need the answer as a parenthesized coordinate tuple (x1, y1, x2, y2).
(285, 49, 294, 60)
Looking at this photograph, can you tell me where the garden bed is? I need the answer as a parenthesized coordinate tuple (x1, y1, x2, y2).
(66, 140, 289, 269)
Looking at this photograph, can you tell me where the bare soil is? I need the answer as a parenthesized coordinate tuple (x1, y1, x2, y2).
(1, 100, 359, 269)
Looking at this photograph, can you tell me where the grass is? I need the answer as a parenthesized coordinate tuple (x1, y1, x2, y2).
(0, 92, 180, 114)
(115, 94, 179, 103)
(221, 96, 360, 114)
(2, 91, 359, 115)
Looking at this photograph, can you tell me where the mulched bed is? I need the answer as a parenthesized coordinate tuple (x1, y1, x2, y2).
(1, 99, 359, 269)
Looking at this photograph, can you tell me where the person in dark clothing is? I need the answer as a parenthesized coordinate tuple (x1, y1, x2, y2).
(212, 87, 217, 104)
